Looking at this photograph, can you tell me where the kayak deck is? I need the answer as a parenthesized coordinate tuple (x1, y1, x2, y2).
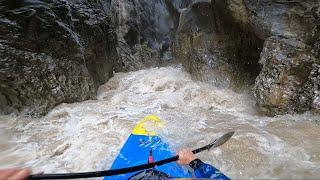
(104, 115, 192, 179)
(104, 115, 228, 179)
(104, 134, 193, 179)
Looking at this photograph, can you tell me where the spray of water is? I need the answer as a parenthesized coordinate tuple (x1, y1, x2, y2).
(1, 65, 319, 179)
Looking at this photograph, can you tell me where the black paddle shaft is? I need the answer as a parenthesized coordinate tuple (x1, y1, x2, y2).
(28, 131, 234, 180)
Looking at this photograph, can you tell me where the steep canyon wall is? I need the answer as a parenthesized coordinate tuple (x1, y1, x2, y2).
(1, 0, 319, 116)
(173, 0, 320, 115)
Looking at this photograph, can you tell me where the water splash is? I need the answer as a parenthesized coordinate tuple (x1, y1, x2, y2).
(0, 65, 319, 179)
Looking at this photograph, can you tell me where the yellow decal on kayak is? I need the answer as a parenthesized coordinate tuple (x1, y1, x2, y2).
(132, 115, 164, 136)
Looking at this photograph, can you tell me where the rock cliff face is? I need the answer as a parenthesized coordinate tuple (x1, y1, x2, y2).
(254, 37, 318, 115)
(173, 0, 263, 88)
(1, 0, 319, 116)
(173, 0, 233, 87)
(0, 0, 118, 116)
(173, 0, 320, 115)
(106, 0, 179, 72)
(212, 0, 320, 115)
(0, 0, 186, 116)
(241, 0, 320, 115)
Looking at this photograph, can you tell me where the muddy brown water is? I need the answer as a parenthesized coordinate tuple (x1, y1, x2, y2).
(1, 66, 319, 179)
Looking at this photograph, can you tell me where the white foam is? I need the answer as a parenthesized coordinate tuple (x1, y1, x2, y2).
(0, 66, 319, 178)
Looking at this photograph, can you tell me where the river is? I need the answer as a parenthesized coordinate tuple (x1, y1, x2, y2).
(1, 65, 319, 179)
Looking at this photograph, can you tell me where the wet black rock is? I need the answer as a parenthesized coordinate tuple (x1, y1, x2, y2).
(1, 0, 319, 117)
(173, 0, 263, 89)
(0, 0, 118, 116)
(173, 0, 320, 115)
(253, 37, 319, 115)
(107, 0, 180, 72)
(173, 0, 234, 87)
(237, 0, 320, 115)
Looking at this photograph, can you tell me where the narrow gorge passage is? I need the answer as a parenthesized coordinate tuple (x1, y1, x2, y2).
(1, 66, 319, 179)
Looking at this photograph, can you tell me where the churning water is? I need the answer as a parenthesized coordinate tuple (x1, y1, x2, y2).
(1, 66, 319, 179)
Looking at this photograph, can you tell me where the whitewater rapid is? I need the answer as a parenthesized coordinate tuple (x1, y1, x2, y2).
(1, 66, 319, 179)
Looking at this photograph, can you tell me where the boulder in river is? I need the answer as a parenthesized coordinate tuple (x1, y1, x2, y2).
(253, 37, 319, 115)
(173, 0, 320, 115)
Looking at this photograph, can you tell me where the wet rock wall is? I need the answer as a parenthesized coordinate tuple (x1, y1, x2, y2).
(0, 0, 118, 116)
